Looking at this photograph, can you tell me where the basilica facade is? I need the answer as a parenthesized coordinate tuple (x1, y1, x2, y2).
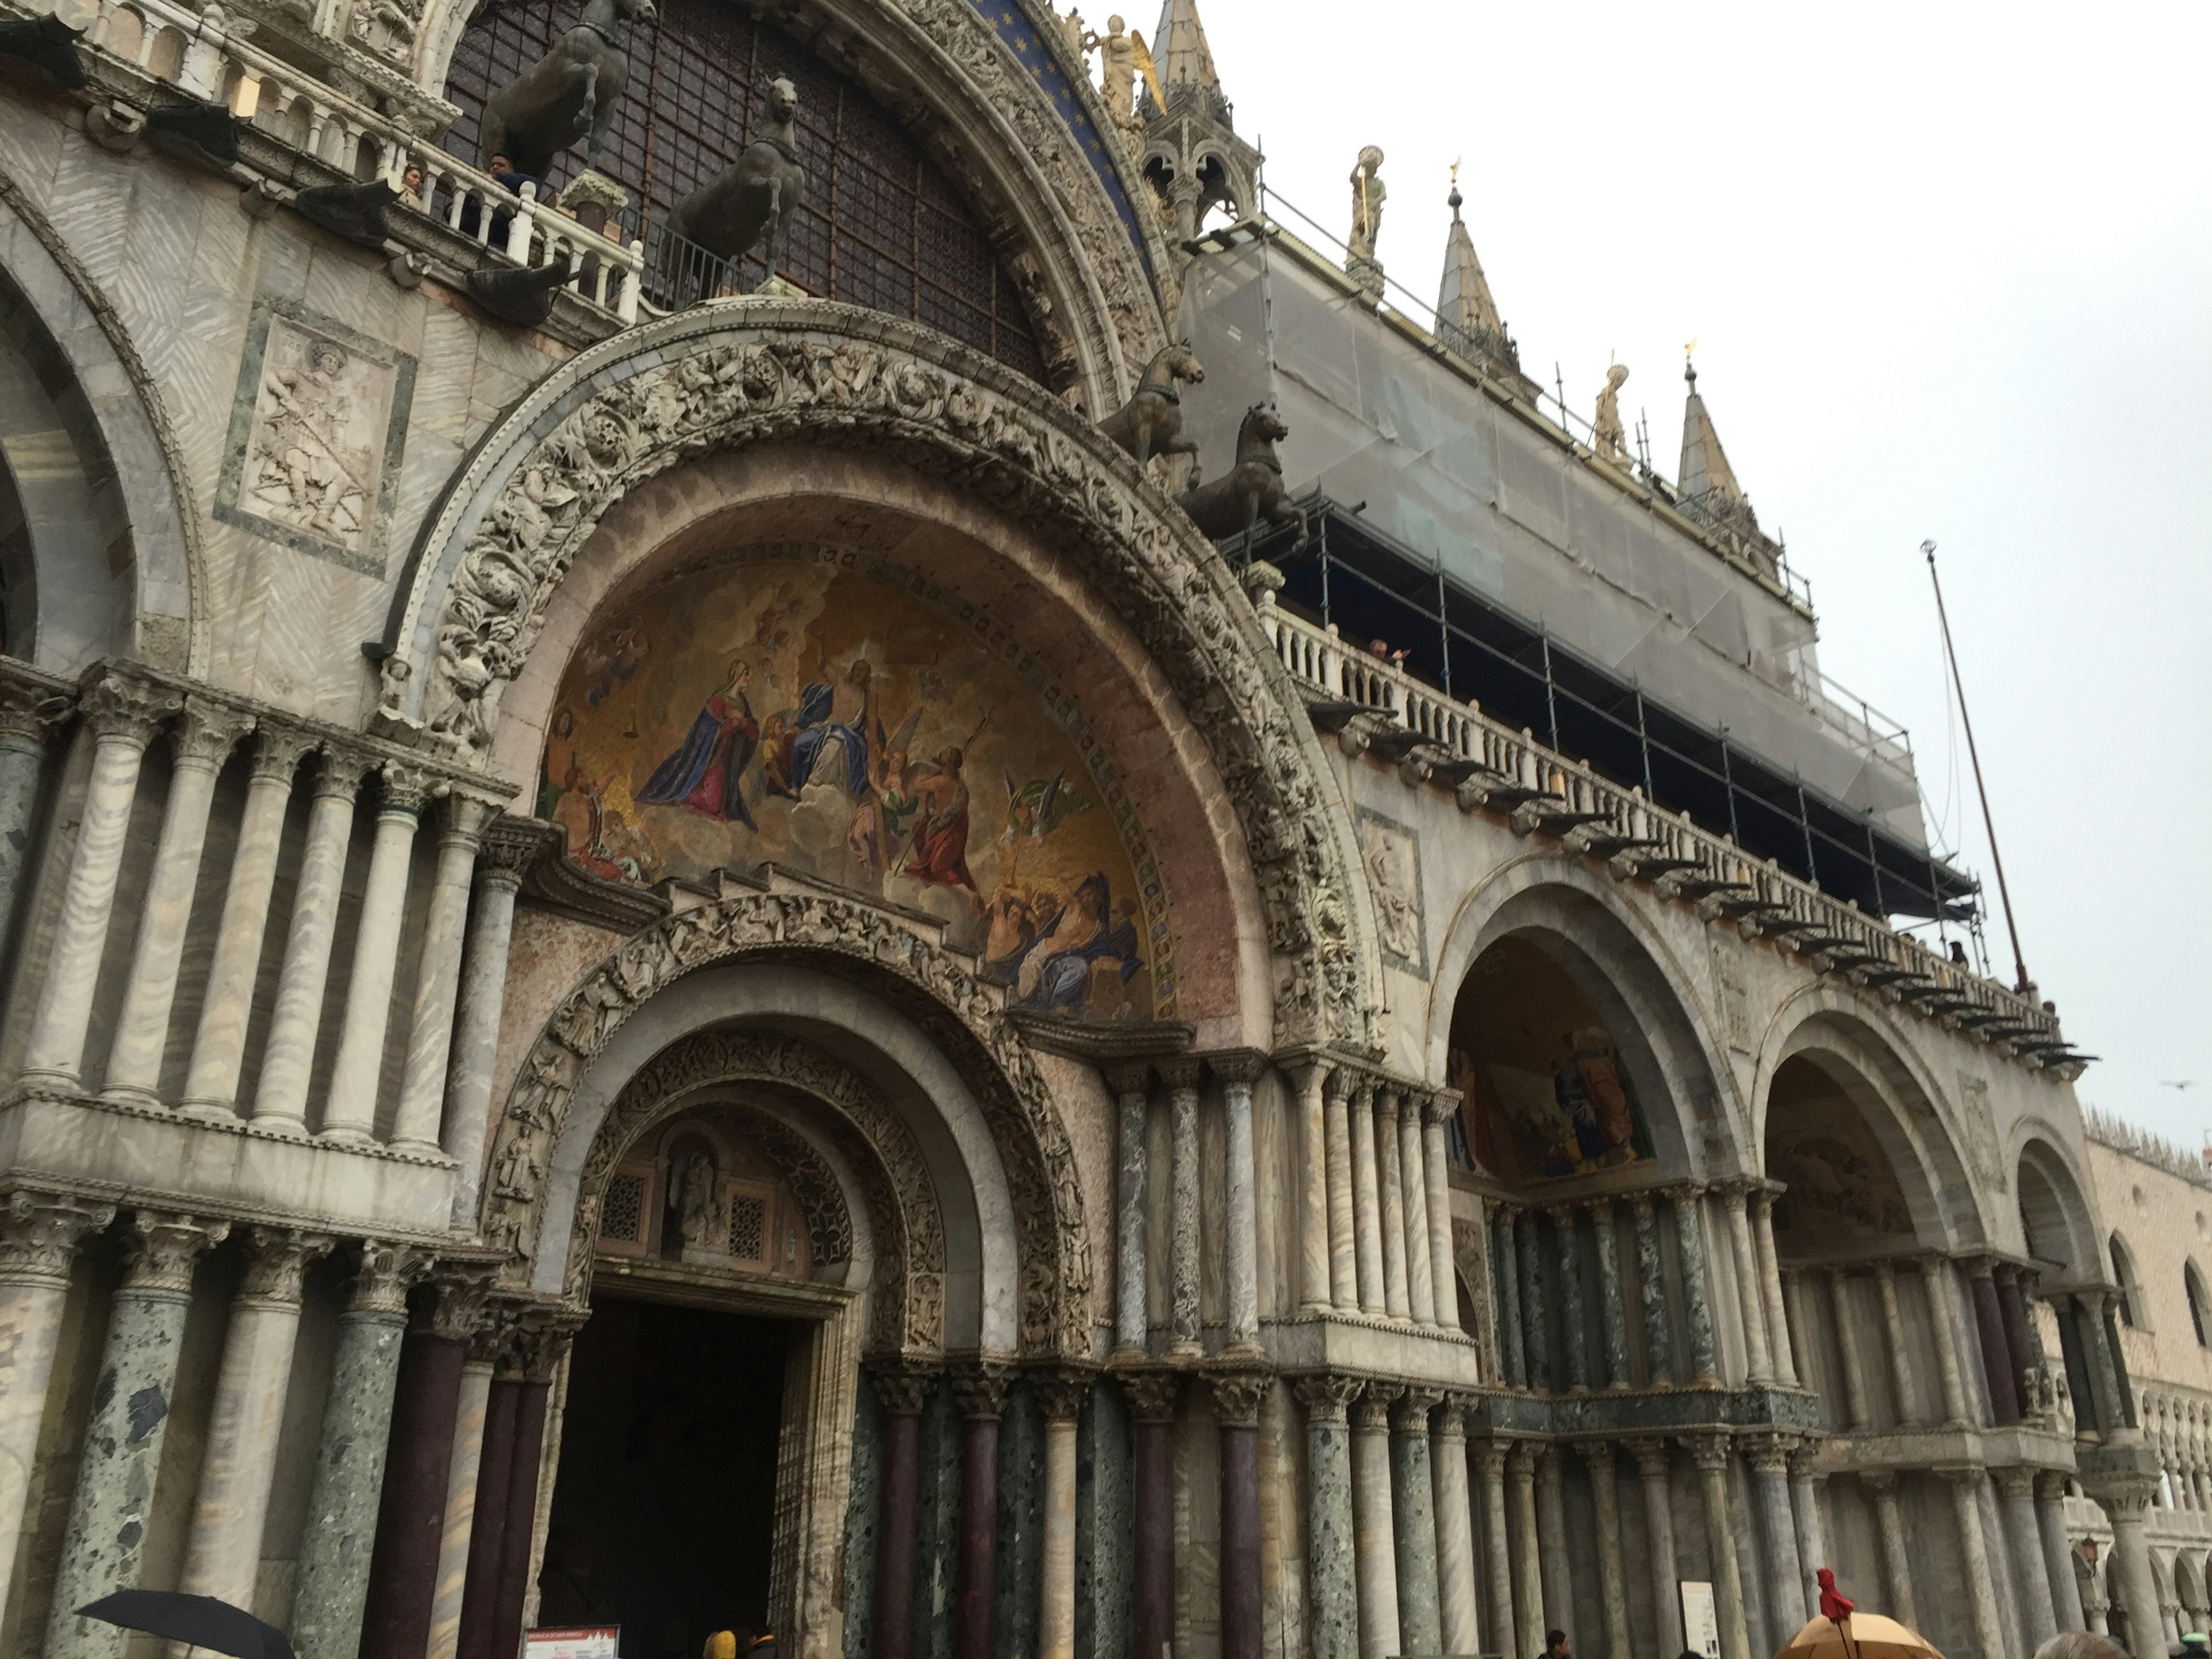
(0, 1, 2145, 1658)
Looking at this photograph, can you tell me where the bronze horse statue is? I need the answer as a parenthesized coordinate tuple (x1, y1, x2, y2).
(480, 0, 657, 179)
(1177, 402, 1305, 543)
(662, 75, 806, 290)
(1098, 341, 1204, 470)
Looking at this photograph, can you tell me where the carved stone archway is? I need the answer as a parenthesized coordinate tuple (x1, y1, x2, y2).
(382, 301, 1372, 1046)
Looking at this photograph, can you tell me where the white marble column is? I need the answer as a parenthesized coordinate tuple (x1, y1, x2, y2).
(1509, 1443, 1545, 1659)
(1922, 1257, 1972, 1425)
(1941, 1467, 2006, 1659)
(1324, 1069, 1358, 1310)
(0, 671, 73, 941)
(1217, 1052, 1264, 1354)
(1421, 1093, 1460, 1330)
(1787, 1444, 1828, 1626)
(1473, 1440, 1516, 1658)
(1722, 1182, 1775, 1385)
(101, 698, 255, 1104)
(1396, 1094, 1435, 1325)
(1998, 1467, 2059, 1651)
(177, 1229, 333, 1606)
(1580, 1441, 1632, 1659)
(392, 794, 492, 1153)
(1634, 1439, 1684, 1657)
(443, 830, 534, 1227)
(1873, 1263, 1919, 1423)
(323, 763, 431, 1143)
(2036, 1471, 2088, 1633)
(1377, 1089, 1412, 1320)
(21, 677, 180, 1088)
(1297, 1059, 1335, 1312)
(1036, 1370, 1086, 1659)
(1828, 1269, 1869, 1429)
(1863, 1472, 1918, 1630)
(1749, 1189, 1797, 1387)
(253, 747, 369, 1130)
(426, 1345, 498, 1659)
(1350, 1385, 1402, 1659)
(1164, 1057, 1203, 1358)
(1431, 1396, 1480, 1657)
(1350, 1080, 1387, 1315)
(180, 728, 317, 1118)
(1690, 1435, 1751, 1659)
(0, 1192, 113, 1619)
(1746, 1435, 1807, 1645)
(1108, 1064, 1152, 1357)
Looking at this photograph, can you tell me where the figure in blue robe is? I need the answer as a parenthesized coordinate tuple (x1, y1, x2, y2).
(769, 661, 874, 801)
(1010, 874, 1143, 1012)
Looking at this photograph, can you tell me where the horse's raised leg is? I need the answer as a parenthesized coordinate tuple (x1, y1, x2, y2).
(585, 75, 619, 168)
(571, 59, 599, 134)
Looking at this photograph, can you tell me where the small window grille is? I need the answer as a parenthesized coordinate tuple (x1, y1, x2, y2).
(603, 1172, 646, 1244)
(728, 1194, 768, 1262)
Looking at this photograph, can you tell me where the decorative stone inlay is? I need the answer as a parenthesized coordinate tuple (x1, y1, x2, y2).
(483, 888, 1086, 1354)
(388, 305, 1365, 1043)
(0, 1192, 115, 1288)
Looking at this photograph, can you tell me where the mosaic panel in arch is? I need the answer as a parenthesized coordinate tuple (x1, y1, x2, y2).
(542, 546, 1175, 1019)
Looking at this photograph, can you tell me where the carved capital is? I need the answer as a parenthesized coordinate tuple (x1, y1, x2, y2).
(428, 1261, 503, 1340)
(1470, 1437, 1512, 1479)
(240, 1228, 334, 1304)
(1029, 1364, 1093, 1425)
(1994, 1465, 2039, 1501)
(120, 1211, 230, 1294)
(1322, 1067, 1353, 1106)
(173, 697, 256, 770)
(1392, 1386, 1445, 1433)
(376, 759, 443, 816)
(1575, 1438, 1620, 1474)
(1421, 1089, 1463, 1128)
(1119, 1366, 1183, 1423)
(1626, 1437, 1672, 1478)
(1741, 1432, 1793, 1474)
(1627, 1190, 1658, 1221)
(1686, 1433, 1732, 1474)
(1787, 1441, 1827, 1480)
(0, 1191, 114, 1287)
(1859, 1468, 1900, 1499)
(1431, 1392, 1472, 1438)
(950, 1359, 1014, 1420)
(0, 671, 74, 744)
(1292, 1372, 1363, 1425)
(439, 791, 495, 846)
(870, 1360, 941, 1417)
(82, 675, 183, 748)
(1102, 1062, 1153, 1100)
(1205, 1049, 1268, 1089)
(313, 743, 376, 800)
(510, 1314, 581, 1380)
(251, 722, 322, 782)
(1350, 1381, 1402, 1431)
(479, 815, 555, 888)
(1157, 1056, 1203, 1094)
(1507, 1439, 1541, 1480)
(1207, 1366, 1270, 1427)
(347, 1239, 430, 1317)
(2035, 1469, 2071, 1503)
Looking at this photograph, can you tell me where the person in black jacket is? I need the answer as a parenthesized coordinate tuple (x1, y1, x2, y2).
(1538, 1630, 1571, 1659)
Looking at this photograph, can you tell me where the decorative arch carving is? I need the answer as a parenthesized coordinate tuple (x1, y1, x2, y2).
(384, 302, 1366, 1044)
(486, 885, 1097, 1353)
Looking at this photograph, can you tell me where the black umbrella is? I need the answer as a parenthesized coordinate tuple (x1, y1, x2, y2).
(77, 1591, 297, 1659)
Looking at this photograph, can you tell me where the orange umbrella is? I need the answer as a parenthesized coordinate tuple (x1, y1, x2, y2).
(1776, 1613, 1945, 1659)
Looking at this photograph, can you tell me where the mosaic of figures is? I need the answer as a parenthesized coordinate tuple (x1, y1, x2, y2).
(1766, 1061, 1915, 1247)
(541, 550, 1169, 1020)
(1448, 935, 1654, 1184)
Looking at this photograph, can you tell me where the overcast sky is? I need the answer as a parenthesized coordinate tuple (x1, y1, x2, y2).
(1168, 0, 2212, 1141)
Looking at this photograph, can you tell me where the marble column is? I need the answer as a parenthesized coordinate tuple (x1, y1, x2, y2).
(1350, 1385, 1403, 1659)
(2076, 1291, 2128, 1439)
(1940, 1468, 2006, 1659)
(1873, 1264, 1918, 1424)
(1673, 1187, 1719, 1384)
(1299, 1376, 1364, 1659)
(1298, 1060, 1336, 1313)
(1690, 1437, 1750, 1659)
(1124, 1369, 1180, 1659)
(1213, 1370, 1267, 1659)
(869, 1368, 934, 1659)
(177, 1229, 334, 1609)
(45, 1213, 229, 1659)
(1398, 1094, 1437, 1325)
(2036, 1471, 2088, 1633)
(2102, 1479, 2162, 1659)
(1580, 1441, 1632, 1659)
(1377, 1090, 1412, 1319)
(1550, 1206, 1590, 1392)
(1631, 1440, 1683, 1657)
(323, 764, 430, 1143)
(1968, 1264, 2023, 1425)
(1631, 1193, 1675, 1386)
(1036, 1371, 1089, 1659)
(1472, 1440, 1516, 1659)
(488, 1353, 559, 1659)
(392, 795, 493, 1153)
(1827, 1270, 1869, 1430)
(1163, 1059, 1203, 1357)
(1508, 1444, 1545, 1659)
(1494, 1207, 1527, 1388)
(953, 1365, 1011, 1659)
(1862, 1472, 1918, 1630)
(1324, 1070, 1359, 1311)
(1431, 1396, 1480, 1657)
(1390, 1390, 1442, 1657)
(292, 1243, 423, 1659)
(444, 829, 533, 1226)
(1108, 1065, 1152, 1357)
(1997, 1269, 2040, 1408)
(1786, 1445, 1827, 1626)
(101, 699, 255, 1104)
(0, 1192, 113, 1620)
(1590, 1201, 1631, 1390)
(1516, 1211, 1548, 1393)
(1351, 1080, 1388, 1315)
(1745, 1437, 1806, 1649)
(0, 672, 71, 941)
(1422, 1094, 1460, 1330)
(180, 728, 317, 1116)
(427, 1346, 498, 1659)
(1217, 1054, 1266, 1353)
(1749, 1190, 1797, 1387)
(251, 747, 368, 1130)
(20, 677, 179, 1088)
(1722, 1183, 1774, 1385)
(456, 1367, 521, 1659)
(1536, 1448, 1570, 1638)
(1997, 1467, 2059, 1650)
(1922, 1258, 1973, 1426)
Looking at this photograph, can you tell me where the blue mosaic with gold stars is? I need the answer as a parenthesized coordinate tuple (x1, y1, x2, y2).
(975, 0, 1156, 284)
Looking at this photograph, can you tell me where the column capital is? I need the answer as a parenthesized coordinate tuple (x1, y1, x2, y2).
(479, 814, 554, 886)
(1544, 1200, 1580, 1228)
(1349, 1381, 1402, 1430)
(346, 1238, 431, 1317)
(1506, 1438, 1541, 1479)
(1715, 1179, 1753, 1214)
(869, 1357, 942, 1416)
(1933, 1463, 1989, 1490)
(438, 791, 495, 847)
(312, 741, 377, 800)
(2034, 1469, 2071, 1503)
(1206, 1365, 1270, 1427)
(250, 721, 322, 781)
(173, 696, 256, 769)
(0, 1190, 114, 1287)
(1118, 1364, 1183, 1423)
(82, 673, 183, 746)
(1685, 1431, 1732, 1473)
(1290, 1371, 1362, 1425)
(1391, 1386, 1445, 1431)
(1431, 1393, 1471, 1438)
(1786, 1441, 1827, 1480)
(1204, 1048, 1268, 1088)
(1374, 1085, 1403, 1119)
(1627, 1187, 1660, 1219)
(1574, 1438, 1619, 1473)
(426, 1259, 503, 1339)
(950, 1358, 1015, 1419)
(0, 669, 74, 743)
(1469, 1435, 1512, 1478)
(120, 1210, 230, 1294)
(1157, 1056, 1203, 1092)
(1029, 1363, 1094, 1425)
(1281, 1053, 1335, 1096)
(1626, 1437, 1672, 1477)
(239, 1226, 334, 1305)
(1103, 1060, 1154, 1097)
(376, 759, 444, 816)
(1419, 1089, 1463, 1127)
(1665, 1179, 1710, 1206)
(1321, 1066, 1354, 1105)
(1741, 1432, 1793, 1474)
(1993, 1465, 2039, 1501)
(1859, 1468, 1901, 1497)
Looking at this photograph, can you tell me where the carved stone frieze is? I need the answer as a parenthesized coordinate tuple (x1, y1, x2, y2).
(391, 307, 1366, 1046)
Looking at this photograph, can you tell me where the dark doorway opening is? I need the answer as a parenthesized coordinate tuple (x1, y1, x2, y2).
(538, 1296, 794, 1659)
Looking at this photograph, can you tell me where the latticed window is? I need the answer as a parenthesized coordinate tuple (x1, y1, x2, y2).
(602, 1171, 647, 1244)
(728, 1192, 768, 1262)
(441, 0, 1047, 378)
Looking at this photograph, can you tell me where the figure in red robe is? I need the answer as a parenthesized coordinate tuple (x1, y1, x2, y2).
(1817, 1568, 1854, 1623)
(903, 746, 979, 898)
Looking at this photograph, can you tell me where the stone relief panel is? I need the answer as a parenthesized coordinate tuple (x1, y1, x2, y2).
(1354, 806, 1425, 978)
(217, 296, 418, 575)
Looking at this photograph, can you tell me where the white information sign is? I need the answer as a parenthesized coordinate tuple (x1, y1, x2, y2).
(524, 1627, 622, 1659)
(1680, 1582, 1721, 1659)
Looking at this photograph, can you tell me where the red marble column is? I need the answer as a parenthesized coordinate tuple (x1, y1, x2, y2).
(871, 1368, 935, 1659)
(1212, 1372, 1266, 1659)
(952, 1366, 1010, 1659)
(1123, 1369, 1180, 1659)
(359, 1325, 468, 1659)
(455, 1377, 521, 1659)
(1997, 1270, 2039, 1386)
(490, 1377, 552, 1654)
(1970, 1266, 2022, 1423)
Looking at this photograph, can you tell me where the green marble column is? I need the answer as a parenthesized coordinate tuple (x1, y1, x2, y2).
(1074, 1379, 1130, 1659)
(993, 1381, 1044, 1659)
(1672, 1185, 1719, 1384)
(844, 1370, 886, 1659)
(1390, 1391, 1442, 1657)
(1297, 1376, 1362, 1659)
(291, 1244, 422, 1659)
(912, 1375, 963, 1659)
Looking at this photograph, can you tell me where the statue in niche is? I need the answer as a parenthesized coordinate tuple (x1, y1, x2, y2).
(1593, 362, 1629, 461)
(674, 1145, 724, 1251)
(479, 0, 658, 180)
(1346, 145, 1386, 262)
(664, 76, 807, 289)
